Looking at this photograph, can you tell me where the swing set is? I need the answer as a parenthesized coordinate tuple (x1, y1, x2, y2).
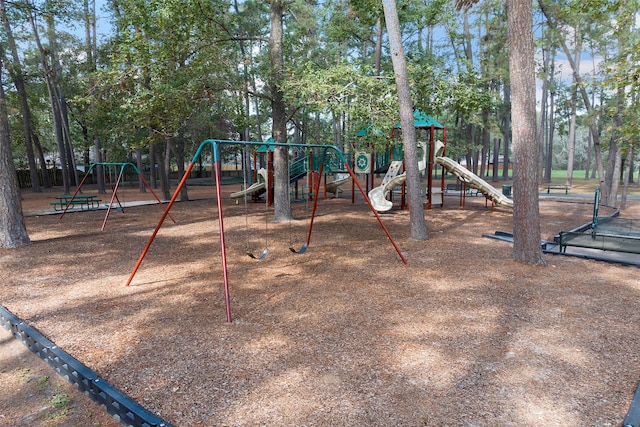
(125, 140, 407, 323)
(60, 162, 175, 231)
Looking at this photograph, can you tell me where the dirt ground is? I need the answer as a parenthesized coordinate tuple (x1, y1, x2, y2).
(2, 179, 640, 427)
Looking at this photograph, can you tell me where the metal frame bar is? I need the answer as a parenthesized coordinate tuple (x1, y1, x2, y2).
(125, 140, 407, 323)
(60, 162, 175, 231)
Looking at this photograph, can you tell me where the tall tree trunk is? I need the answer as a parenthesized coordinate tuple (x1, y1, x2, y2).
(94, 137, 105, 194)
(382, 0, 427, 240)
(83, 0, 105, 194)
(163, 138, 172, 200)
(1, 0, 40, 192)
(270, 0, 291, 222)
(584, 128, 592, 180)
(332, 114, 342, 147)
(502, 83, 511, 180)
(149, 143, 157, 188)
(157, 140, 170, 201)
(46, 8, 78, 188)
(169, 138, 188, 201)
(234, 0, 252, 144)
(480, 111, 490, 178)
(565, 26, 581, 186)
(0, 50, 31, 248)
(605, 83, 624, 206)
(462, 9, 478, 177)
(608, 147, 622, 207)
(620, 145, 633, 209)
(539, 0, 606, 199)
(538, 44, 549, 183)
(603, 4, 633, 206)
(492, 137, 500, 181)
(25, 1, 71, 194)
(566, 83, 578, 186)
(374, 18, 383, 75)
(83, 0, 94, 67)
(545, 75, 555, 183)
(508, 0, 545, 265)
(136, 148, 146, 193)
(32, 131, 51, 188)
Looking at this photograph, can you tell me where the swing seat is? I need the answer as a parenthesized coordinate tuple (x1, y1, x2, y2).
(289, 244, 308, 254)
(247, 248, 268, 260)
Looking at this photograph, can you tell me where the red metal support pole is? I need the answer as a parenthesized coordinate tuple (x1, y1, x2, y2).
(212, 158, 233, 323)
(304, 162, 324, 247)
(125, 162, 196, 287)
(137, 173, 177, 224)
(344, 161, 407, 265)
(351, 152, 356, 204)
(101, 170, 125, 231)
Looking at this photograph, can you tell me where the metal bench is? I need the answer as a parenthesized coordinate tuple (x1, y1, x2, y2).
(546, 185, 570, 194)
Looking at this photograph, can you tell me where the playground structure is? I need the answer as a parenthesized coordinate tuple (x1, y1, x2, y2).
(356, 110, 447, 211)
(230, 168, 268, 200)
(235, 142, 351, 203)
(553, 188, 640, 264)
(433, 141, 513, 209)
(367, 138, 514, 212)
(59, 162, 175, 231)
(359, 110, 513, 212)
(126, 140, 408, 323)
(325, 173, 350, 197)
(485, 188, 640, 267)
(368, 142, 427, 212)
(237, 111, 511, 213)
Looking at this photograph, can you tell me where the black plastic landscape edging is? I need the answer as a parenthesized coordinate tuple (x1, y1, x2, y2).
(0, 305, 172, 427)
(624, 381, 640, 427)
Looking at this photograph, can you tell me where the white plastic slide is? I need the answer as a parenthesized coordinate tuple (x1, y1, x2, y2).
(326, 173, 350, 195)
(230, 168, 268, 199)
(433, 141, 513, 208)
(368, 172, 408, 211)
(368, 142, 429, 212)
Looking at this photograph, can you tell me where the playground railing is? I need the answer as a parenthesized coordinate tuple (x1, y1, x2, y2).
(559, 230, 640, 254)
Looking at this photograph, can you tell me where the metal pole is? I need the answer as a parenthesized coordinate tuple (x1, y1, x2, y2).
(212, 143, 233, 323)
(137, 173, 177, 224)
(344, 161, 407, 265)
(101, 167, 125, 231)
(60, 167, 93, 219)
(304, 162, 324, 247)
(125, 162, 196, 286)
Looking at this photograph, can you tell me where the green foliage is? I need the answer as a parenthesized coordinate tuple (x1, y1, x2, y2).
(45, 387, 73, 421)
(36, 375, 50, 391)
(2, 0, 637, 180)
(283, 60, 398, 150)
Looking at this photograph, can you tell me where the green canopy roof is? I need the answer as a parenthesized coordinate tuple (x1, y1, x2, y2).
(357, 110, 444, 137)
(256, 137, 274, 152)
(355, 125, 385, 137)
(394, 110, 444, 129)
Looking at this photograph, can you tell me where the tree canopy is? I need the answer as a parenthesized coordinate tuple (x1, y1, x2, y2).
(1, 0, 639, 253)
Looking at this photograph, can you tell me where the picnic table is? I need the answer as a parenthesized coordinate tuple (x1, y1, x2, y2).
(50, 195, 102, 211)
(546, 184, 570, 194)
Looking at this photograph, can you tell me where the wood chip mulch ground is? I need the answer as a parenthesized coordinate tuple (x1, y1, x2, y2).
(2, 182, 640, 426)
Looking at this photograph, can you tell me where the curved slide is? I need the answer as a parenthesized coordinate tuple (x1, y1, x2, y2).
(368, 142, 428, 212)
(369, 141, 429, 212)
(326, 173, 350, 195)
(433, 141, 513, 208)
(230, 168, 268, 199)
(368, 173, 408, 211)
